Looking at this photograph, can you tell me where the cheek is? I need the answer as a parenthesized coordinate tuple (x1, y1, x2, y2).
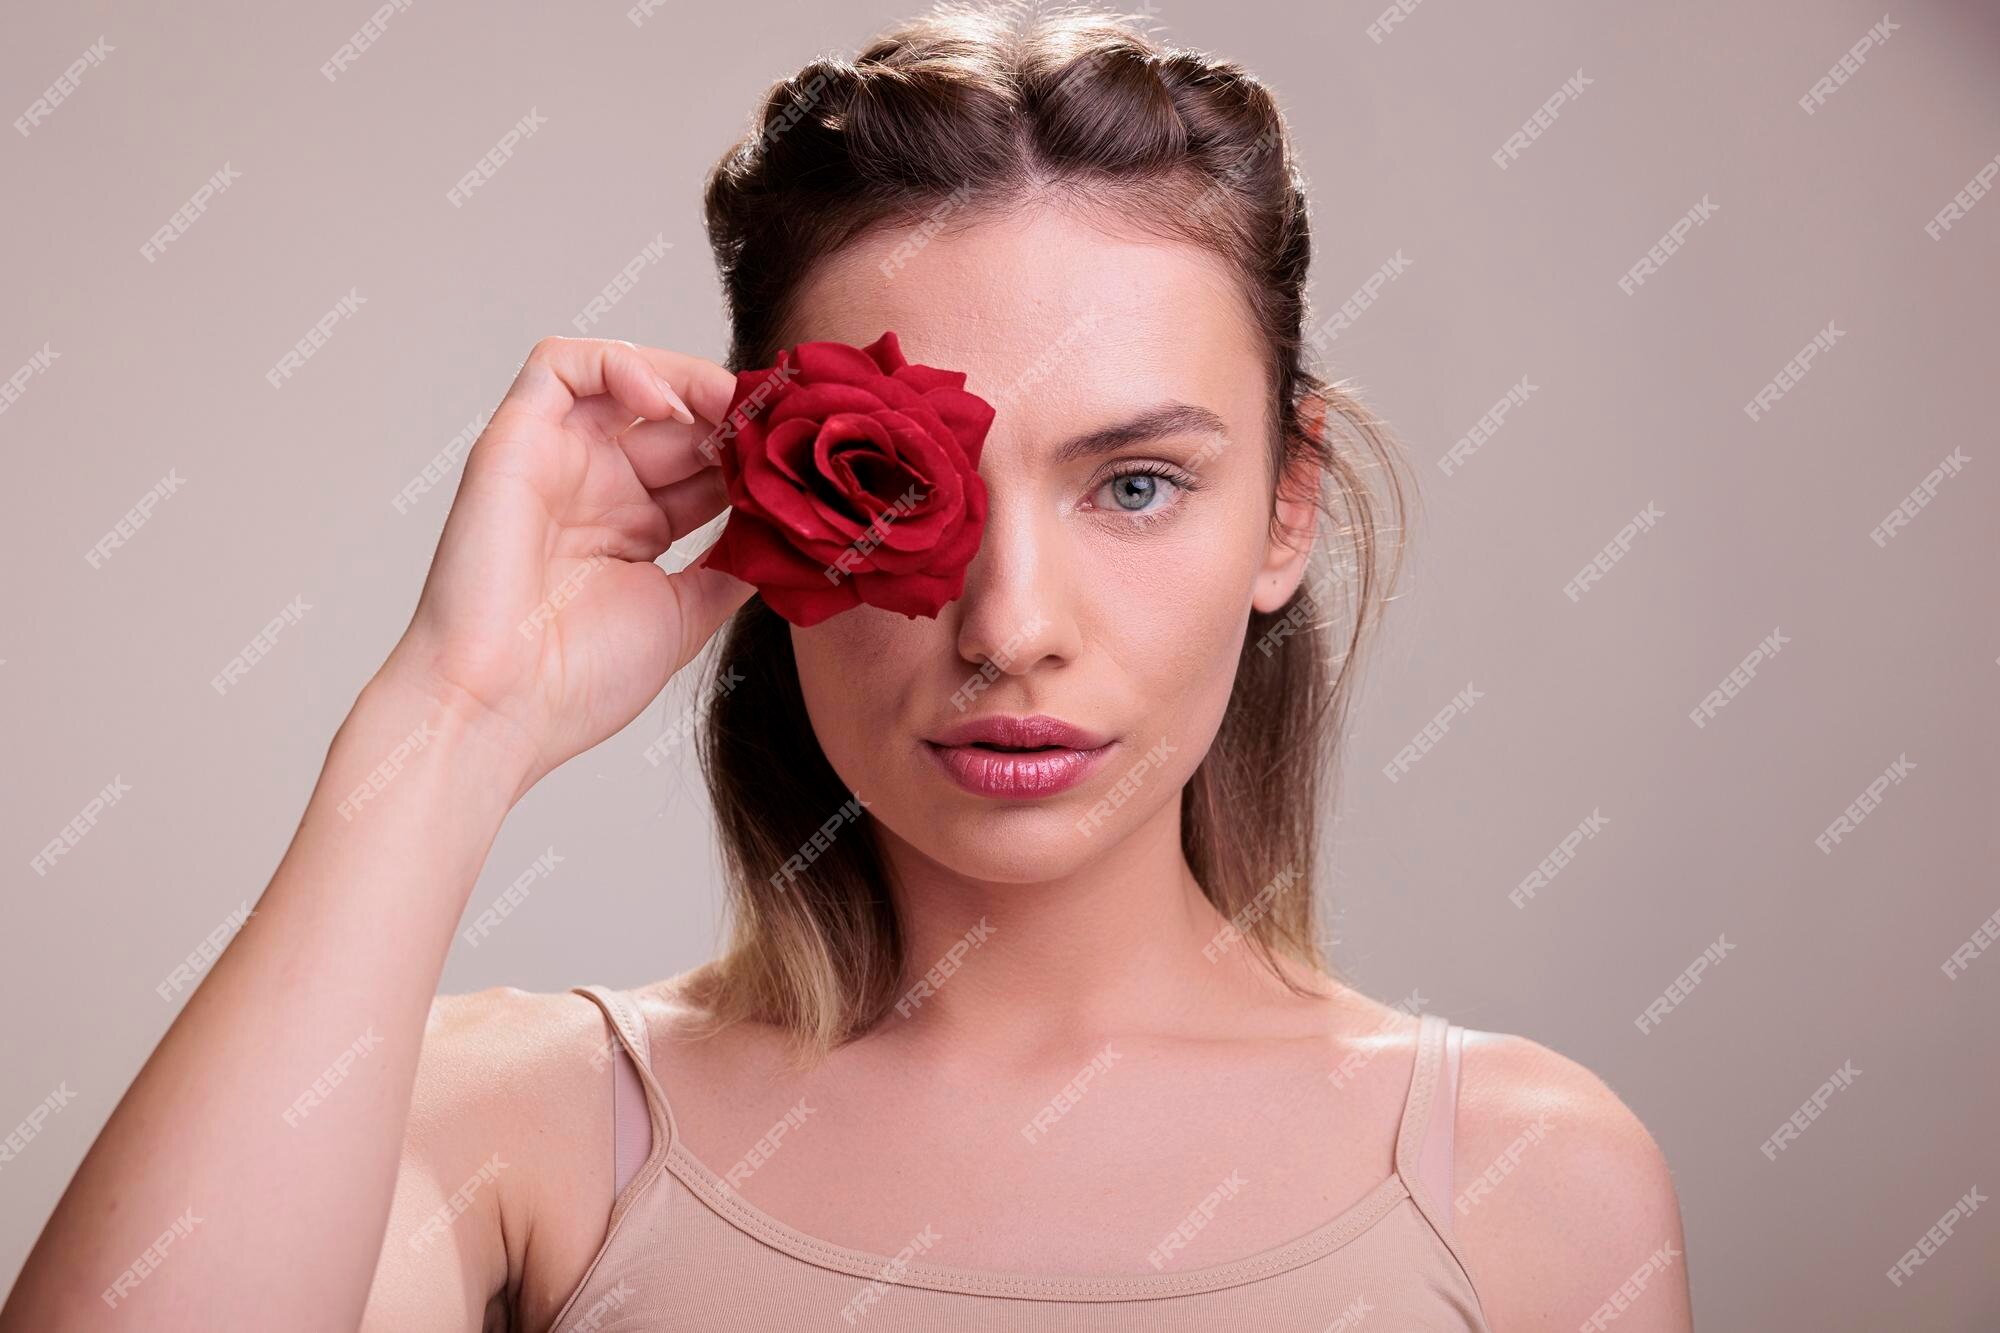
(1088, 524, 1258, 719)
(792, 616, 930, 781)
(1132, 581, 1247, 714)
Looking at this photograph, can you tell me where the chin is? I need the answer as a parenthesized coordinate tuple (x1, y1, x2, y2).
(882, 795, 1111, 885)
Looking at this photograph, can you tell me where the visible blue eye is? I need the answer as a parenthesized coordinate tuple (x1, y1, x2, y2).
(1090, 463, 1197, 523)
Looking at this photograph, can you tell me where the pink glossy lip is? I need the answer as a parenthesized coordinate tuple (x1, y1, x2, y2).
(923, 714, 1117, 799)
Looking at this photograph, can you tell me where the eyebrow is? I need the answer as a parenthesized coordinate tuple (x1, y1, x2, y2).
(1045, 402, 1230, 467)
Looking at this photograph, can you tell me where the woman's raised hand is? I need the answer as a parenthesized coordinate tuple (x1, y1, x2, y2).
(384, 336, 751, 793)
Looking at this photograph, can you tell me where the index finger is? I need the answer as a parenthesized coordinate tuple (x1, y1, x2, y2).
(623, 345, 739, 429)
(493, 336, 737, 435)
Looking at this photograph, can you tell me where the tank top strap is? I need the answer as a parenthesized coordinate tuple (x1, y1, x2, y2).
(571, 984, 677, 1215)
(1392, 1011, 1465, 1238)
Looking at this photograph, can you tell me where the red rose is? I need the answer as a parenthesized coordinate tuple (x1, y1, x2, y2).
(698, 331, 993, 628)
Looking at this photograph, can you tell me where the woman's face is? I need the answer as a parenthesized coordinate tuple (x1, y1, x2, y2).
(783, 204, 1314, 883)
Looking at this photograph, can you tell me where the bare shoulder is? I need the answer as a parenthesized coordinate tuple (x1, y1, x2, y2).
(409, 984, 616, 1154)
(1450, 1028, 1692, 1333)
(360, 986, 618, 1333)
(626, 969, 788, 1072)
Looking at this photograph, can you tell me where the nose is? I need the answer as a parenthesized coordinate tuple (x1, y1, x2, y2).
(951, 488, 1079, 677)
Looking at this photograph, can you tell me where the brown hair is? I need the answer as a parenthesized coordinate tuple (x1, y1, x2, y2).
(678, 3, 1411, 1064)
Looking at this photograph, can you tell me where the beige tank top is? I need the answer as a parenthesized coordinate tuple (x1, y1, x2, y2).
(550, 984, 1495, 1331)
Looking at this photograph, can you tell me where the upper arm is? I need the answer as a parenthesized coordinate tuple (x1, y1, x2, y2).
(358, 987, 579, 1333)
(1451, 1030, 1693, 1333)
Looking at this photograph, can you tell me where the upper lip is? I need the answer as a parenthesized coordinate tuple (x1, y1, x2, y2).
(927, 714, 1113, 751)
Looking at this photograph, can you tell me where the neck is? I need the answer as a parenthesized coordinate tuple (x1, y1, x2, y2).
(875, 799, 1309, 1053)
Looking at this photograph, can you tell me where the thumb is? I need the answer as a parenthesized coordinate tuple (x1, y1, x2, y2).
(664, 559, 758, 668)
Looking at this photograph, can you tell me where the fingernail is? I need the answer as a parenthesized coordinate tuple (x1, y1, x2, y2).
(658, 376, 695, 424)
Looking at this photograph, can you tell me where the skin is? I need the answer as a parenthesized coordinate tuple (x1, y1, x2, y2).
(789, 208, 1278, 905)
(0, 206, 1691, 1333)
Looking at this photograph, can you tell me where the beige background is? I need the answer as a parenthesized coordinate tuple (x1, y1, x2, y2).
(4, 0, 1996, 1326)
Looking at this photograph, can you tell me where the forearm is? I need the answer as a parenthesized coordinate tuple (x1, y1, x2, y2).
(0, 667, 536, 1329)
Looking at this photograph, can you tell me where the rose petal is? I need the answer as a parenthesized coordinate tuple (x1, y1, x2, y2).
(865, 377, 956, 446)
(858, 415, 964, 560)
(915, 387, 997, 468)
(767, 383, 888, 431)
(801, 414, 905, 537)
(756, 416, 822, 490)
(870, 410, 947, 483)
(814, 413, 896, 486)
(701, 507, 817, 591)
(852, 562, 969, 619)
(923, 471, 988, 572)
(762, 579, 864, 628)
(861, 330, 907, 374)
(702, 506, 862, 625)
(741, 419, 867, 546)
(726, 364, 787, 418)
(889, 364, 966, 394)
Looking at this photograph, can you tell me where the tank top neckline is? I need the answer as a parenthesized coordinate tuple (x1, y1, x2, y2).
(565, 983, 1468, 1305)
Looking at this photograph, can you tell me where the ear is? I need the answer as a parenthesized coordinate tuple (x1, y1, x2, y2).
(1251, 397, 1325, 615)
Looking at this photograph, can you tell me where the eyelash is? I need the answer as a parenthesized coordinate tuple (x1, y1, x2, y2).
(1087, 461, 1202, 527)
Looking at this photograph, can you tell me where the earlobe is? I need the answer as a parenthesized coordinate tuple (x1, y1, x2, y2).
(1251, 514, 1316, 615)
(1251, 562, 1306, 615)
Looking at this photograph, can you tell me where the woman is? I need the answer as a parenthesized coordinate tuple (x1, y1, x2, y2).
(2, 7, 1691, 1330)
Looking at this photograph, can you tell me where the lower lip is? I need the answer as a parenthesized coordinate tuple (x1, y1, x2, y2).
(924, 740, 1115, 799)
